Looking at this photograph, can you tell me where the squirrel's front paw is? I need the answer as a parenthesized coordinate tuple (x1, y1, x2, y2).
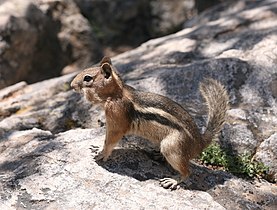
(94, 150, 109, 162)
(90, 145, 108, 162)
(94, 152, 104, 161)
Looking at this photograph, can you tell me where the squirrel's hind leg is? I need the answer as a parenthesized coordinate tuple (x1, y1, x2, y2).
(159, 176, 185, 190)
(159, 132, 190, 190)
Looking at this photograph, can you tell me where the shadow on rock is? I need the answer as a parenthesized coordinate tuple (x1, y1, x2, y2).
(0, 129, 61, 190)
(94, 147, 232, 191)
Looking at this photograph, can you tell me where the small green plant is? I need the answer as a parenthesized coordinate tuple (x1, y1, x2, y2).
(228, 153, 269, 178)
(200, 142, 228, 167)
(199, 142, 269, 179)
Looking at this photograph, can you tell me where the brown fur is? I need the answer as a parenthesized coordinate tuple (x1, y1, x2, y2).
(71, 56, 229, 189)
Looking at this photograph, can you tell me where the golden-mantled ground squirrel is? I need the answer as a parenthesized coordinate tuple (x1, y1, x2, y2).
(71, 56, 229, 190)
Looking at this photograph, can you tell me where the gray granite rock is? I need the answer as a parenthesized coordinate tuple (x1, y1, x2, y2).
(0, 0, 277, 209)
(221, 124, 257, 155)
(0, 0, 67, 88)
(255, 133, 277, 182)
(0, 0, 103, 89)
(35, 0, 103, 74)
(73, 0, 196, 48)
(0, 128, 225, 210)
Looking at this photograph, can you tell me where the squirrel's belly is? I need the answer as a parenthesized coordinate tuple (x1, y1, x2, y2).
(129, 119, 175, 143)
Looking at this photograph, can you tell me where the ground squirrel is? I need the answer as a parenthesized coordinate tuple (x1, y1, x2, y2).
(71, 56, 229, 190)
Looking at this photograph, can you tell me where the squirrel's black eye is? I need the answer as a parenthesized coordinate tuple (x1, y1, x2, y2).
(84, 75, 93, 82)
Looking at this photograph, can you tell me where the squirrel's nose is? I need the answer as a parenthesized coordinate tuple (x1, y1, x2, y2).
(70, 80, 81, 92)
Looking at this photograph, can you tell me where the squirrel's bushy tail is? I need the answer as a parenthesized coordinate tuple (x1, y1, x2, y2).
(199, 78, 229, 148)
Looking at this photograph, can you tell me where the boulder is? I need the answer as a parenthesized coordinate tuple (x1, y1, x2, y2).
(0, 128, 226, 209)
(221, 124, 257, 155)
(255, 133, 277, 182)
(0, 0, 277, 209)
(35, 0, 103, 74)
(0, 0, 103, 89)
(74, 0, 196, 47)
(0, 0, 236, 89)
(0, 0, 65, 89)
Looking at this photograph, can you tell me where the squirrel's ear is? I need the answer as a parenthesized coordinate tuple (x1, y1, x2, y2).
(100, 56, 112, 66)
(101, 63, 112, 79)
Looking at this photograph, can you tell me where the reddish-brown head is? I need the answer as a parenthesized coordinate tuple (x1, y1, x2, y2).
(70, 56, 123, 103)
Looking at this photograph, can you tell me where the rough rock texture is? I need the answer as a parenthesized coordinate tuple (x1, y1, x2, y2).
(74, 0, 231, 50)
(1, 0, 277, 209)
(0, 128, 226, 209)
(74, 0, 196, 47)
(221, 124, 257, 155)
(0, 0, 65, 89)
(0, 0, 231, 89)
(36, 0, 103, 74)
(0, 0, 102, 89)
(256, 133, 277, 182)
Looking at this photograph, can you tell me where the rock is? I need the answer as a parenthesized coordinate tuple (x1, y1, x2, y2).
(0, 0, 103, 89)
(1, 0, 277, 209)
(0, 128, 226, 209)
(255, 133, 277, 182)
(227, 108, 247, 121)
(74, 0, 196, 47)
(1, 126, 276, 209)
(195, 0, 224, 13)
(270, 78, 277, 98)
(221, 124, 257, 155)
(149, 0, 195, 35)
(0, 0, 234, 89)
(0, 73, 103, 138)
(0, 81, 27, 101)
(0, 0, 66, 89)
(35, 0, 103, 74)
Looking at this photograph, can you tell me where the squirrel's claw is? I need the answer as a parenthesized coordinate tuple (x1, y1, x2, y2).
(159, 177, 180, 190)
